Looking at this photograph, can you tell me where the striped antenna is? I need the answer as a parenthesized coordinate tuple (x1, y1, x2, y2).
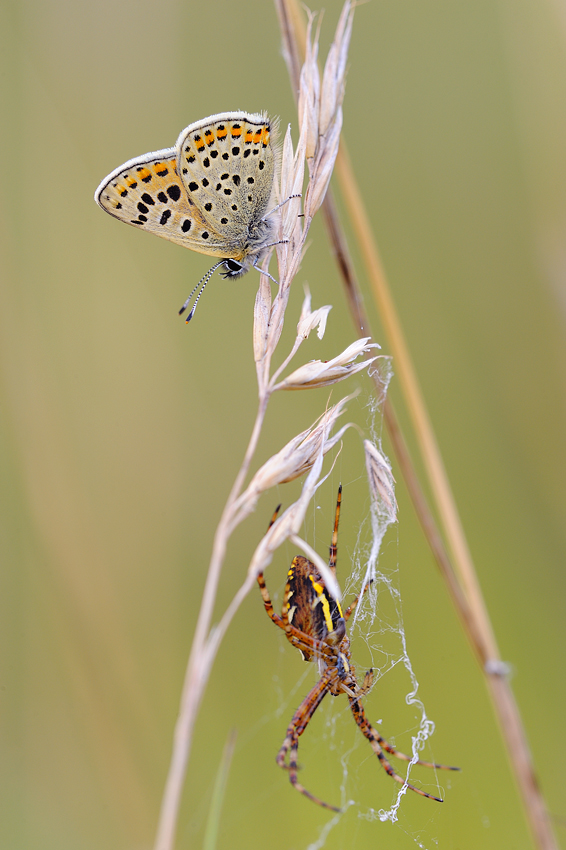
(178, 260, 225, 323)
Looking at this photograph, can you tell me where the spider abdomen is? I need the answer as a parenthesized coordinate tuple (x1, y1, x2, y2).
(284, 556, 345, 656)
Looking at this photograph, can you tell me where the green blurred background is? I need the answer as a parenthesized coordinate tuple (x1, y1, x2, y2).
(1, 0, 565, 848)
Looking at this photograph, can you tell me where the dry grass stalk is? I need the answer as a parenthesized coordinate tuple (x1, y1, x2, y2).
(152, 5, 376, 849)
(276, 1, 559, 848)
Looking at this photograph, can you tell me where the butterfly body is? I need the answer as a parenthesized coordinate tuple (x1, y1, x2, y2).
(95, 112, 278, 278)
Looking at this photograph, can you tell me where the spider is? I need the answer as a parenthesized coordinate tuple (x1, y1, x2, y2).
(257, 485, 459, 812)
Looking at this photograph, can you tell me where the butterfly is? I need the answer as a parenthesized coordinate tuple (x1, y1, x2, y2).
(95, 112, 281, 320)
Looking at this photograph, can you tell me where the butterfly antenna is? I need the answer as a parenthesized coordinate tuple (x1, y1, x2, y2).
(179, 261, 224, 322)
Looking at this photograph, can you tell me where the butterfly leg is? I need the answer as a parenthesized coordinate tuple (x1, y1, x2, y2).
(262, 193, 302, 220)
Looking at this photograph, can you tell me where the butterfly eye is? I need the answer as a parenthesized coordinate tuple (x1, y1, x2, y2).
(222, 259, 244, 277)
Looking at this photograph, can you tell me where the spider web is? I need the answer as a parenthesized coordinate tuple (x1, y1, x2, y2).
(311, 358, 446, 844)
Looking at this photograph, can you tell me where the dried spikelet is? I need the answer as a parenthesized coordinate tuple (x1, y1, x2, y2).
(248, 445, 341, 600)
(273, 121, 307, 290)
(274, 338, 380, 391)
(364, 439, 398, 522)
(276, 122, 306, 279)
(237, 395, 353, 517)
(297, 285, 332, 339)
(253, 274, 272, 364)
(299, 1, 354, 217)
(298, 12, 320, 161)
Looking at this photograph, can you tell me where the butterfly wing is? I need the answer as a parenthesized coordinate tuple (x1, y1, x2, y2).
(175, 113, 276, 252)
(94, 147, 230, 258)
